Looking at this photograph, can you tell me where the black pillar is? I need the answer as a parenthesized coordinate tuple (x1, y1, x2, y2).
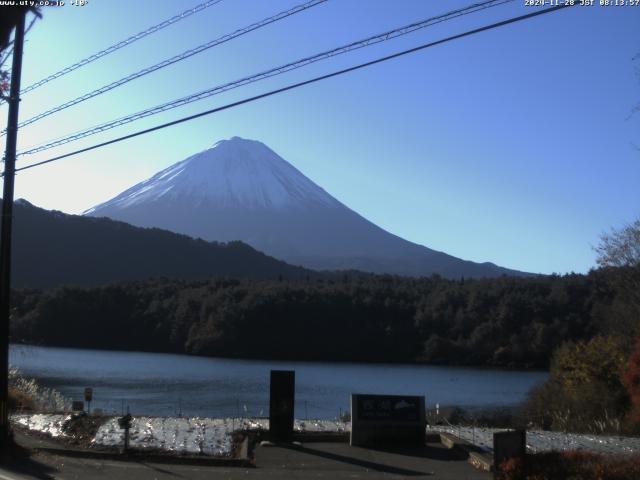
(269, 370, 295, 442)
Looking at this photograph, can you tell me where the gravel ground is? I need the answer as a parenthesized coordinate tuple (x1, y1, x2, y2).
(431, 425, 640, 455)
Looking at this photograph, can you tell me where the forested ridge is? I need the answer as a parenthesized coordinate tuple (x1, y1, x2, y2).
(6, 199, 312, 288)
(10, 266, 636, 369)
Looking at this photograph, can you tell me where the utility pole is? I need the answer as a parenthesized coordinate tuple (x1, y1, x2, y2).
(0, 10, 26, 448)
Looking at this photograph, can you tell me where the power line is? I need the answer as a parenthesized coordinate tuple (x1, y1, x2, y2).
(6, 0, 225, 102)
(7, 0, 328, 133)
(10, 3, 576, 176)
(17, 0, 514, 155)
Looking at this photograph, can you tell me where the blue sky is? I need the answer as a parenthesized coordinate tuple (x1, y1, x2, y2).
(1, 0, 639, 274)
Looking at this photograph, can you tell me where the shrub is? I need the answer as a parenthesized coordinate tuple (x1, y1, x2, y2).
(524, 336, 629, 434)
(8, 386, 36, 412)
(623, 337, 640, 427)
(8, 368, 69, 412)
(497, 451, 640, 480)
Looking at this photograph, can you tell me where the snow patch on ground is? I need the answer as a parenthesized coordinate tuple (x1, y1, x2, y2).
(13, 413, 71, 438)
(14, 414, 640, 457)
(94, 417, 237, 456)
(94, 417, 349, 455)
(12, 414, 349, 456)
(431, 426, 640, 455)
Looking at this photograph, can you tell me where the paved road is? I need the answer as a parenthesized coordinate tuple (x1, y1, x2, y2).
(0, 440, 491, 479)
(255, 441, 491, 479)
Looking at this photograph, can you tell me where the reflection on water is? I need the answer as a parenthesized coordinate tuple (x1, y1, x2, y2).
(10, 344, 547, 419)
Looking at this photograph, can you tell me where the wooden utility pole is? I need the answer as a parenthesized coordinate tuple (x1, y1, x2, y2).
(0, 10, 26, 448)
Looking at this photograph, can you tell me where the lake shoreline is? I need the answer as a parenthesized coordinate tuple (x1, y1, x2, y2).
(10, 344, 548, 419)
(9, 342, 549, 373)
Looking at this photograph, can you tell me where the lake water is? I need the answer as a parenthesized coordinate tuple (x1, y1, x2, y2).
(9, 345, 548, 419)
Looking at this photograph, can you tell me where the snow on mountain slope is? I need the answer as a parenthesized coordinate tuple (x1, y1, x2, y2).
(85, 136, 526, 278)
(85, 137, 339, 213)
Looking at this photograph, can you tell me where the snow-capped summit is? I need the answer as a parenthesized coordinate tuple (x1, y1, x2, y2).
(84, 137, 339, 213)
(85, 137, 525, 278)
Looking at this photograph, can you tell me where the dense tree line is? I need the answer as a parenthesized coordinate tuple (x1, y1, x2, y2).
(9, 267, 637, 368)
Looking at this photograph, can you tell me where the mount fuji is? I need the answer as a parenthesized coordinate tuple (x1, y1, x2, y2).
(85, 136, 525, 278)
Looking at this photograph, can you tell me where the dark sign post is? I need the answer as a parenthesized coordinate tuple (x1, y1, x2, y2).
(269, 370, 295, 442)
(493, 429, 526, 477)
(84, 388, 93, 414)
(350, 394, 426, 447)
(118, 413, 133, 454)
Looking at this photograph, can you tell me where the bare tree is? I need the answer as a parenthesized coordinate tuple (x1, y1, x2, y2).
(595, 218, 640, 340)
(596, 218, 640, 269)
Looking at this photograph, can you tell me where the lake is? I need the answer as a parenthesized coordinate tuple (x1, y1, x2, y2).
(9, 344, 548, 419)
